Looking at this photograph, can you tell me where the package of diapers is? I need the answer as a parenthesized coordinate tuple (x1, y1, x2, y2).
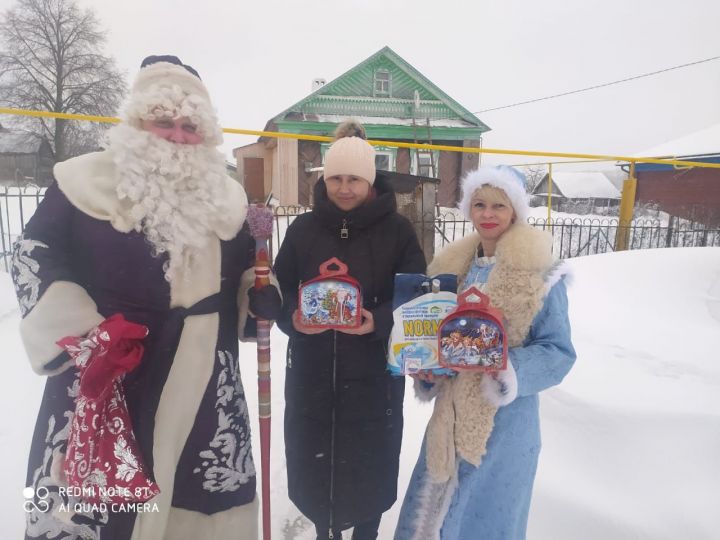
(387, 273, 457, 376)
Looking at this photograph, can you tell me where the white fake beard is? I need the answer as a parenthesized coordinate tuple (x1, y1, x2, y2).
(107, 123, 231, 283)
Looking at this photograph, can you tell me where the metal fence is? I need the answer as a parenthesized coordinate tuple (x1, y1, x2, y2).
(529, 216, 720, 257)
(269, 206, 720, 260)
(2, 191, 719, 272)
(432, 208, 720, 259)
(0, 185, 46, 272)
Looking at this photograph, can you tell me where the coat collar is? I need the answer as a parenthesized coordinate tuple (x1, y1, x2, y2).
(428, 224, 555, 283)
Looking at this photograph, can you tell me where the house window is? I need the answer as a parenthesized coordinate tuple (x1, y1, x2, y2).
(374, 69, 391, 96)
(411, 149, 439, 178)
(418, 154, 433, 177)
(374, 146, 396, 172)
(375, 152, 391, 171)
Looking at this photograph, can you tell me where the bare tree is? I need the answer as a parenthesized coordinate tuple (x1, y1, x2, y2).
(521, 164, 547, 193)
(0, 0, 126, 160)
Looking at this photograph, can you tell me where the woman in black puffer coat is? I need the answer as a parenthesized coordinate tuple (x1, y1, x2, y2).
(274, 121, 426, 540)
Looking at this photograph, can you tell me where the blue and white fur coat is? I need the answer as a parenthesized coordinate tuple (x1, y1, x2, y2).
(394, 224, 576, 540)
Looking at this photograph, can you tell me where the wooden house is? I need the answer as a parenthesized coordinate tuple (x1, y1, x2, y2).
(233, 46, 490, 206)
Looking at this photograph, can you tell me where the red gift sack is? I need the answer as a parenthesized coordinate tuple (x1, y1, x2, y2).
(57, 314, 160, 504)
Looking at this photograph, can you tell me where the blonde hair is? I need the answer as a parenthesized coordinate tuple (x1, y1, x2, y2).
(470, 185, 515, 210)
(459, 166, 530, 222)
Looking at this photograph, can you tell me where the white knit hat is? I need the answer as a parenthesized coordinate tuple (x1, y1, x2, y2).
(458, 166, 530, 223)
(323, 136, 377, 185)
(122, 56, 223, 146)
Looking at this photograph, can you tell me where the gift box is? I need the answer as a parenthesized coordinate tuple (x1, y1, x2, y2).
(437, 286, 508, 371)
(387, 273, 457, 376)
(297, 257, 362, 329)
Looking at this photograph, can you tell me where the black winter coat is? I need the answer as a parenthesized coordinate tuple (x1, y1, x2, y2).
(274, 174, 426, 532)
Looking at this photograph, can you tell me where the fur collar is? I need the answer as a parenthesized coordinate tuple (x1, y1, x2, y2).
(428, 224, 555, 283)
(53, 150, 247, 240)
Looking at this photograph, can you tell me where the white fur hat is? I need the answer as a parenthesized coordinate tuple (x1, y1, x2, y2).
(132, 56, 209, 102)
(458, 166, 530, 223)
(323, 136, 377, 185)
(122, 56, 223, 146)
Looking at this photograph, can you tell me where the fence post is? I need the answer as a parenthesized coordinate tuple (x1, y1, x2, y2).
(615, 162, 637, 251)
(546, 163, 553, 231)
(664, 215, 675, 248)
(0, 187, 7, 273)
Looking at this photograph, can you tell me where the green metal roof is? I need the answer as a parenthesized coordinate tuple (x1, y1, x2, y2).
(269, 46, 490, 138)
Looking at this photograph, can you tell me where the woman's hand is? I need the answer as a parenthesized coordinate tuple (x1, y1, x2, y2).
(291, 310, 328, 335)
(337, 309, 375, 335)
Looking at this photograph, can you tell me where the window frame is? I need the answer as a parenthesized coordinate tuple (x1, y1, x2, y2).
(373, 69, 391, 97)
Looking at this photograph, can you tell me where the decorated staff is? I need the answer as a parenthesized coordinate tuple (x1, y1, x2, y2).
(246, 203, 276, 540)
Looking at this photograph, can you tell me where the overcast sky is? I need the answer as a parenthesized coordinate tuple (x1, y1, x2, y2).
(2, 0, 719, 167)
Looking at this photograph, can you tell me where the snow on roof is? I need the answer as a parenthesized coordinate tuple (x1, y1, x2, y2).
(307, 114, 476, 129)
(534, 171, 621, 199)
(634, 123, 720, 158)
(0, 128, 43, 154)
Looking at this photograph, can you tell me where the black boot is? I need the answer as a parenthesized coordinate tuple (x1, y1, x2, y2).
(351, 515, 382, 540)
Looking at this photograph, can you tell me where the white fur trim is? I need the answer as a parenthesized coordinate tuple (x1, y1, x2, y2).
(546, 260, 573, 291)
(428, 225, 555, 280)
(479, 360, 518, 407)
(458, 166, 530, 223)
(494, 224, 554, 272)
(427, 233, 480, 278)
(134, 314, 219, 540)
(54, 151, 134, 231)
(131, 235, 222, 539)
(169, 233, 222, 309)
(132, 62, 210, 103)
(409, 468, 458, 540)
(216, 178, 248, 241)
(20, 281, 104, 375)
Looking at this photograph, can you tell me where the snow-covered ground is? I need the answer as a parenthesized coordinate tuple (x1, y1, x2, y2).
(1, 246, 719, 539)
